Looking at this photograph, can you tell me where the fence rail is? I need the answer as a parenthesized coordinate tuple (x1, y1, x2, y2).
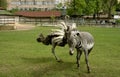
(0, 16, 15, 25)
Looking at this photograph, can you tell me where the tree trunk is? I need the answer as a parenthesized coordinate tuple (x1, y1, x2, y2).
(108, 6, 112, 18)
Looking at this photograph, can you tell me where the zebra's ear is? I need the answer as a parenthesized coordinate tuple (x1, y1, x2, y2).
(66, 26, 70, 31)
(64, 26, 70, 34)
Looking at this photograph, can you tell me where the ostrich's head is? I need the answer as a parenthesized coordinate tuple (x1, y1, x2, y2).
(36, 33, 44, 42)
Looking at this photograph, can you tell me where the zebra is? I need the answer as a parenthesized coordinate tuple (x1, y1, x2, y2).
(65, 26, 94, 73)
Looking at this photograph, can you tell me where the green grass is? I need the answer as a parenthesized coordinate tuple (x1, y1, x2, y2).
(0, 26, 120, 77)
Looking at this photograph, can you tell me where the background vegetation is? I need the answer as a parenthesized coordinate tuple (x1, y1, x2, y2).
(0, 0, 7, 9)
(0, 26, 120, 77)
(0, 0, 120, 18)
(67, 0, 118, 18)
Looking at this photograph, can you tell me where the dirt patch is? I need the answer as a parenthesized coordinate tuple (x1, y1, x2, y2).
(15, 23, 35, 30)
(0, 25, 15, 30)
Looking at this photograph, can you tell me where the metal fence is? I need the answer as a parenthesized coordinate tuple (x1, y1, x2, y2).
(66, 18, 120, 27)
(0, 14, 120, 27)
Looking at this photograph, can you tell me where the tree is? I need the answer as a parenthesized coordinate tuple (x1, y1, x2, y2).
(10, 8, 19, 13)
(102, 0, 118, 18)
(67, 0, 119, 19)
(67, 0, 86, 16)
(116, 2, 120, 11)
(92, 0, 103, 19)
(0, 0, 7, 9)
(56, 3, 63, 10)
(84, 0, 96, 15)
(82, 0, 103, 19)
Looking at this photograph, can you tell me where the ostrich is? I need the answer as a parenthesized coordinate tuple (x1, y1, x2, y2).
(36, 22, 71, 62)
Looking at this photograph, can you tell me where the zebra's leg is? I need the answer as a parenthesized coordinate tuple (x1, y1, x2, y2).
(84, 49, 90, 73)
(52, 44, 60, 62)
(88, 47, 93, 55)
(76, 49, 82, 67)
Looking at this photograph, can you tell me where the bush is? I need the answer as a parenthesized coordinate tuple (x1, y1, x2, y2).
(115, 19, 120, 23)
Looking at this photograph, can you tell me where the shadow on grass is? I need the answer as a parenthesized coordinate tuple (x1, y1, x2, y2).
(21, 57, 54, 64)
(21, 57, 91, 77)
(31, 61, 77, 77)
(22, 57, 73, 75)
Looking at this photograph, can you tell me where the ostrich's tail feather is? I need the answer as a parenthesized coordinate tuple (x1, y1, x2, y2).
(42, 22, 77, 46)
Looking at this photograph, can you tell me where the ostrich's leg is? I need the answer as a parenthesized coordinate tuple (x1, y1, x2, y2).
(52, 44, 61, 62)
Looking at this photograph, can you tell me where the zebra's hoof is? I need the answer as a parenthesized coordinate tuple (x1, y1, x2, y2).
(87, 70, 91, 73)
(69, 52, 74, 55)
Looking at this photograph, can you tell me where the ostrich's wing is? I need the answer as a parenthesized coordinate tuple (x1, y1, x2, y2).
(51, 29, 64, 36)
(52, 35, 64, 44)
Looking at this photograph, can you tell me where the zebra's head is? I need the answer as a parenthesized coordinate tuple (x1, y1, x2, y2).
(64, 25, 80, 55)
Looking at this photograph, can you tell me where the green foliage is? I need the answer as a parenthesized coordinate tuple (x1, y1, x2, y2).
(56, 3, 63, 9)
(116, 3, 120, 11)
(115, 19, 120, 23)
(67, 0, 118, 18)
(101, 0, 118, 18)
(84, 0, 96, 15)
(9, 8, 19, 13)
(67, 0, 103, 16)
(0, 10, 12, 15)
(0, 0, 7, 9)
(67, 0, 86, 15)
(0, 26, 120, 77)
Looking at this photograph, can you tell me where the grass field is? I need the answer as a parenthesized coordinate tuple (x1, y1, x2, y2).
(0, 26, 120, 77)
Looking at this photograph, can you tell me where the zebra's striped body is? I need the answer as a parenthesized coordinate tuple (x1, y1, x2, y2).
(66, 29, 94, 73)
(69, 31, 94, 52)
